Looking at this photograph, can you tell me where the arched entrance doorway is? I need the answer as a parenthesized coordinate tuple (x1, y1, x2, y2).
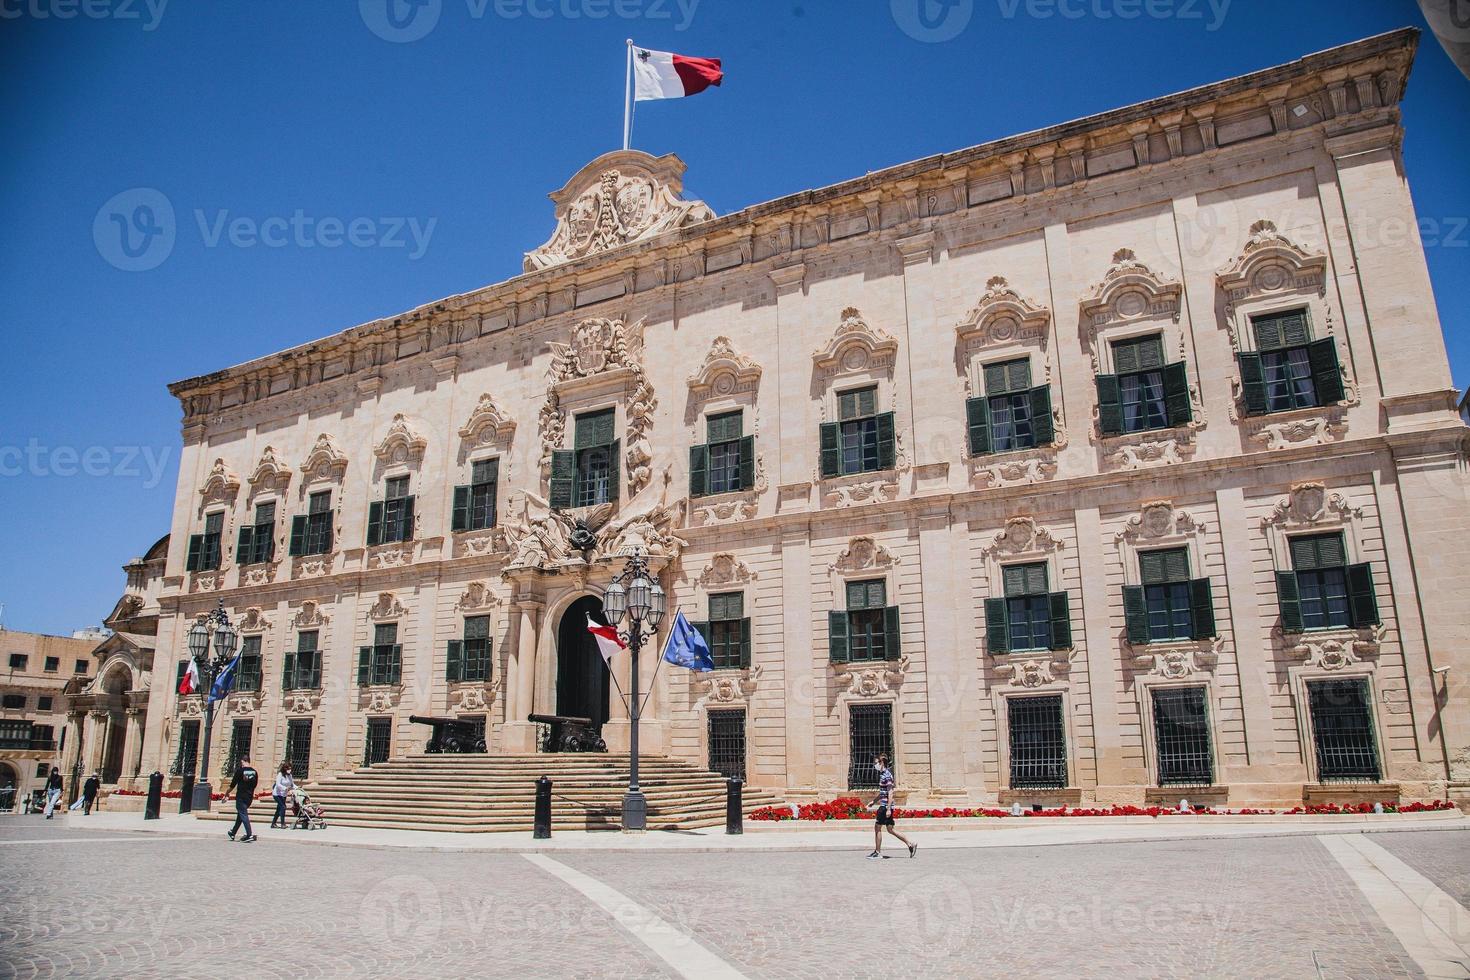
(99, 666, 130, 783)
(555, 595, 611, 732)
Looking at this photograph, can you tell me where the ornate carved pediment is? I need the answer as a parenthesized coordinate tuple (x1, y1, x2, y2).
(1262, 482, 1361, 529)
(455, 581, 499, 613)
(956, 276, 1052, 350)
(699, 664, 762, 705)
(696, 553, 756, 588)
(547, 316, 646, 386)
(452, 680, 502, 713)
(247, 446, 291, 496)
(1216, 220, 1328, 312)
(839, 658, 909, 697)
(286, 693, 319, 713)
(687, 336, 762, 400)
(1131, 640, 1221, 678)
(199, 459, 241, 506)
(1288, 629, 1383, 670)
(524, 150, 714, 272)
(373, 414, 428, 466)
(996, 656, 1072, 688)
(830, 536, 899, 573)
(458, 393, 516, 449)
(292, 600, 327, 630)
(812, 307, 899, 377)
(982, 517, 1063, 557)
(367, 592, 407, 621)
(1080, 248, 1182, 329)
(237, 607, 271, 633)
(300, 433, 347, 481)
(1115, 500, 1205, 543)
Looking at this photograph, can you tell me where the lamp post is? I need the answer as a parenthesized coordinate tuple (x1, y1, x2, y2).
(601, 548, 665, 832)
(185, 599, 239, 812)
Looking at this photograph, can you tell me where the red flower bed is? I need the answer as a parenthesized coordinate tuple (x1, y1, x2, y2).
(111, 789, 268, 802)
(749, 797, 1457, 821)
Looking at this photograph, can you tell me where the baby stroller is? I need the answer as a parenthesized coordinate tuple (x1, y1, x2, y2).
(289, 786, 327, 830)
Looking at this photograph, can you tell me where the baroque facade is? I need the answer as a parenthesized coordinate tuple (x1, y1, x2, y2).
(139, 30, 1470, 807)
(0, 628, 98, 810)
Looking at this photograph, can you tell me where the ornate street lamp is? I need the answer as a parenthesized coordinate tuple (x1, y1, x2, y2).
(601, 549, 665, 831)
(186, 599, 239, 812)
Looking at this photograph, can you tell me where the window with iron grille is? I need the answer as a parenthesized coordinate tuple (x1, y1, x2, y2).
(1237, 309, 1344, 416)
(283, 631, 321, 691)
(186, 511, 224, 572)
(452, 458, 500, 532)
(1008, 694, 1067, 789)
(696, 592, 750, 670)
(707, 709, 747, 781)
(286, 718, 313, 779)
(358, 624, 402, 686)
(368, 475, 415, 546)
(364, 717, 392, 767)
(236, 635, 262, 693)
(1308, 679, 1381, 782)
(847, 702, 894, 789)
(289, 490, 334, 557)
(225, 719, 253, 775)
(549, 408, 618, 509)
(237, 501, 276, 565)
(1151, 687, 1213, 786)
(447, 616, 492, 683)
(458, 715, 486, 752)
(1096, 335, 1192, 435)
(171, 719, 200, 777)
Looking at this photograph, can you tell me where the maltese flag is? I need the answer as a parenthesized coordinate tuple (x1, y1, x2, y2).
(587, 616, 626, 666)
(633, 47, 723, 101)
(178, 658, 200, 696)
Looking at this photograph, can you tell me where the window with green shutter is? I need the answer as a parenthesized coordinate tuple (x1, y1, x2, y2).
(457, 615, 491, 682)
(824, 386, 895, 477)
(1281, 532, 1376, 630)
(236, 635, 262, 693)
(285, 631, 320, 690)
(986, 563, 1071, 653)
(969, 357, 1054, 455)
(704, 592, 750, 669)
(842, 578, 899, 662)
(569, 409, 618, 507)
(370, 475, 414, 546)
(238, 501, 276, 565)
(189, 512, 224, 572)
(362, 623, 401, 686)
(692, 412, 754, 497)
(1240, 309, 1344, 416)
(292, 490, 333, 557)
(453, 458, 499, 532)
(1097, 335, 1191, 434)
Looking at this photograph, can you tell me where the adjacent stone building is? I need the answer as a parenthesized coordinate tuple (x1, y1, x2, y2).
(139, 29, 1469, 809)
(0, 629, 97, 809)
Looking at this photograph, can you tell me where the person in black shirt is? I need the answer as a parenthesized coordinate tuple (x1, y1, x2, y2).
(43, 767, 63, 819)
(225, 754, 259, 843)
(82, 773, 101, 815)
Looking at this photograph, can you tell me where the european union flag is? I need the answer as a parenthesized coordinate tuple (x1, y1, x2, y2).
(663, 610, 715, 672)
(208, 655, 241, 705)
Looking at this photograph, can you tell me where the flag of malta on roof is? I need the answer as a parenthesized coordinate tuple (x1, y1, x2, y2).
(632, 47, 723, 101)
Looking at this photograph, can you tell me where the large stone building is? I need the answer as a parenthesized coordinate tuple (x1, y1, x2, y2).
(0, 628, 97, 809)
(138, 29, 1469, 809)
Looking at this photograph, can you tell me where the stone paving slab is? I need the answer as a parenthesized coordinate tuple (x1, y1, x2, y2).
(1372, 830, 1470, 911)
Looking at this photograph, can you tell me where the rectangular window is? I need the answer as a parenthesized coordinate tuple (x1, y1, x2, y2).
(1151, 687, 1213, 786)
(38, 696, 54, 711)
(575, 409, 617, 507)
(285, 718, 313, 780)
(847, 579, 889, 663)
(239, 501, 276, 565)
(74, 659, 89, 674)
(225, 719, 253, 775)
(0, 720, 32, 749)
(1113, 336, 1169, 433)
(1008, 694, 1067, 789)
(1291, 532, 1350, 630)
(187, 512, 225, 572)
(304, 491, 334, 555)
(458, 616, 492, 683)
(706, 592, 748, 670)
(1308, 679, 1381, 782)
(1003, 562, 1052, 652)
(29, 724, 54, 751)
(2, 694, 24, 709)
(44, 657, 59, 672)
(284, 631, 321, 691)
(1255, 310, 1317, 413)
(365, 717, 392, 767)
(9, 654, 27, 670)
(707, 708, 747, 781)
(235, 635, 262, 693)
(838, 386, 880, 475)
(1140, 548, 1194, 642)
(360, 624, 402, 686)
(985, 358, 1036, 453)
(172, 719, 200, 777)
(847, 702, 893, 789)
(706, 411, 744, 495)
(369, 475, 415, 546)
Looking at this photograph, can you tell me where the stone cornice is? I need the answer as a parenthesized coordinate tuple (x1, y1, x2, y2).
(167, 30, 1418, 421)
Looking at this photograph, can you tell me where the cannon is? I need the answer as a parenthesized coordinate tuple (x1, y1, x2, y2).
(408, 715, 487, 754)
(528, 713, 606, 753)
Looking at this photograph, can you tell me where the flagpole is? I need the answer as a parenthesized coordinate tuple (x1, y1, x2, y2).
(622, 38, 634, 150)
(638, 605, 681, 718)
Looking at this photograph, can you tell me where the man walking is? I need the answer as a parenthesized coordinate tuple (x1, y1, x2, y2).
(868, 753, 917, 860)
(82, 772, 101, 815)
(42, 766, 63, 819)
(224, 753, 259, 843)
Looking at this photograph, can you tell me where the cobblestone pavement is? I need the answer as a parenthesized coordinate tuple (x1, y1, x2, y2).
(2, 818, 1465, 978)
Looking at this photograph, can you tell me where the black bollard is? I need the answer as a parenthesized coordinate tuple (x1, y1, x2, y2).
(144, 771, 163, 820)
(178, 773, 194, 814)
(533, 776, 552, 839)
(725, 777, 743, 835)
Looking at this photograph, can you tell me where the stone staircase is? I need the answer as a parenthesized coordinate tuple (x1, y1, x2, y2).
(197, 753, 784, 833)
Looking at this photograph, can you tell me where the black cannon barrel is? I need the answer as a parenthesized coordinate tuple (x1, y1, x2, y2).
(526, 713, 594, 726)
(409, 715, 461, 727)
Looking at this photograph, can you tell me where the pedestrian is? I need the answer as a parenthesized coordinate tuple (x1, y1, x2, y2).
(42, 767, 63, 819)
(82, 773, 101, 815)
(270, 762, 294, 829)
(867, 753, 917, 860)
(224, 753, 259, 843)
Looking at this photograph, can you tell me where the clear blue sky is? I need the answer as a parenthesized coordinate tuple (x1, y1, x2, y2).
(1, 0, 1466, 636)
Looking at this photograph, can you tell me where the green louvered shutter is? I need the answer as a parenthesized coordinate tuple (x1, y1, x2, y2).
(549, 450, 576, 509)
(819, 422, 841, 478)
(985, 598, 1010, 654)
(236, 526, 254, 564)
(883, 606, 901, 660)
(876, 412, 897, 470)
(1307, 338, 1345, 404)
(740, 618, 752, 668)
(689, 444, 708, 498)
(1096, 375, 1123, 435)
(1029, 385, 1055, 446)
(827, 610, 849, 663)
(1048, 592, 1071, 650)
(446, 640, 463, 683)
(451, 486, 471, 532)
(389, 645, 403, 685)
(288, 516, 307, 556)
(692, 620, 711, 652)
(366, 501, 384, 547)
(1238, 352, 1268, 416)
(400, 497, 415, 542)
(738, 436, 755, 491)
(282, 652, 296, 691)
(185, 534, 203, 572)
(1163, 362, 1193, 427)
(966, 396, 992, 456)
(1123, 585, 1150, 645)
(607, 440, 620, 500)
(1275, 571, 1303, 633)
(1189, 578, 1216, 639)
(1347, 563, 1380, 628)
(357, 647, 371, 686)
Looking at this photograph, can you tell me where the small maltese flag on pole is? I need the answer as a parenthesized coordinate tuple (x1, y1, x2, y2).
(632, 46, 723, 101)
(587, 615, 626, 666)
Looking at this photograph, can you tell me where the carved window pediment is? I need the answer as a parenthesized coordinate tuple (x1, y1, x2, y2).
(367, 592, 407, 621)
(373, 414, 428, 466)
(458, 394, 516, 450)
(957, 276, 1052, 351)
(830, 536, 899, 574)
(695, 553, 756, 588)
(812, 307, 899, 378)
(199, 459, 241, 506)
(237, 607, 271, 634)
(247, 446, 291, 497)
(291, 600, 327, 630)
(1216, 220, 1328, 318)
(1080, 248, 1182, 330)
(687, 336, 762, 400)
(455, 581, 499, 613)
(300, 433, 348, 481)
